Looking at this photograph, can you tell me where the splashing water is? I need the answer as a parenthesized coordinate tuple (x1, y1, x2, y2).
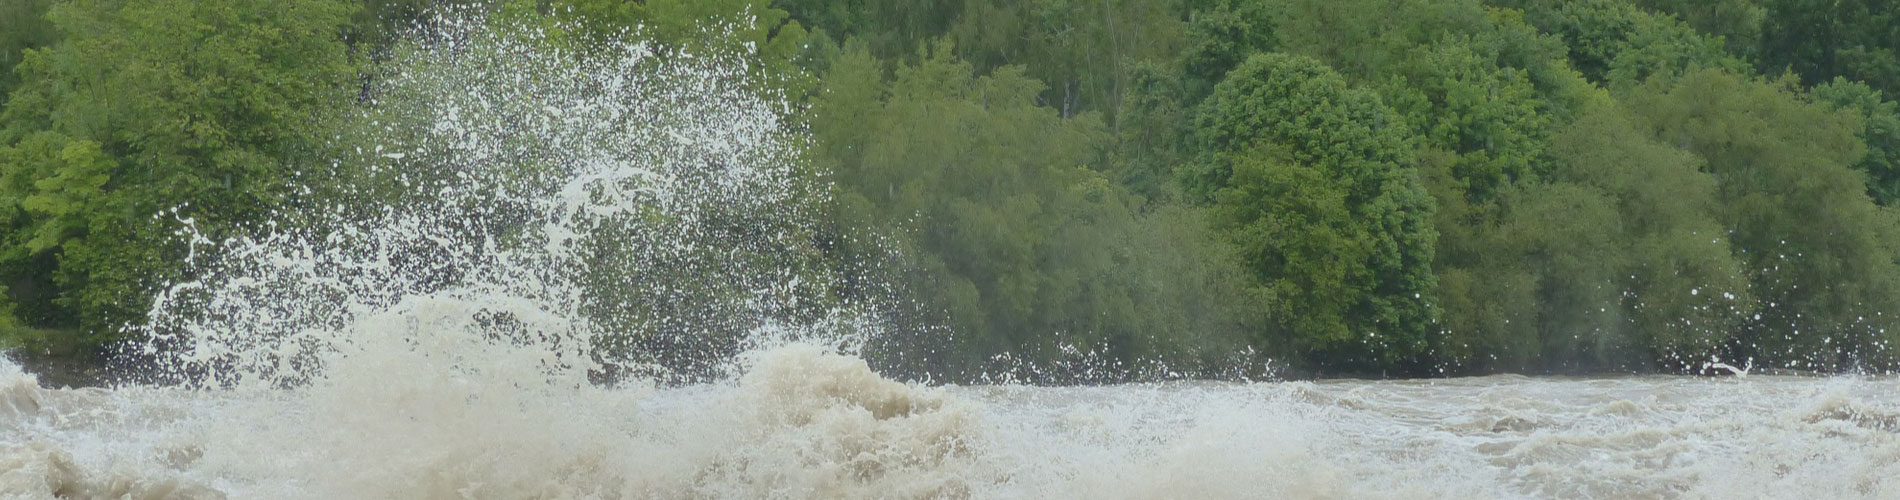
(139, 15, 860, 390)
(5, 13, 1900, 500)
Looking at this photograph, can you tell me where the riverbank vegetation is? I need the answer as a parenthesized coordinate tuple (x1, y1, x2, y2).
(4, 0, 1899, 379)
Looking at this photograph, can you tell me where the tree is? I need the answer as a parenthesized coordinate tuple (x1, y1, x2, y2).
(1627, 69, 1900, 369)
(1109, 0, 1279, 204)
(0, 0, 356, 344)
(1759, 0, 1900, 98)
(495, 0, 812, 96)
(1371, 34, 1558, 370)
(1380, 37, 1553, 204)
(1630, 0, 1764, 60)
(1601, 6, 1747, 89)
(776, 0, 963, 61)
(1536, 97, 1752, 369)
(1812, 78, 1900, 206)
(1112, 61, 1194, 202)
(1513, 0, 1745, 89)
(0, 0, 59, 102)
(1191, 52, 1437, 371)
(1178, 0, 1277, 102)
(950, 0, 1189, 124)
(810, 42, 1258, 379)
(1508, 0, 1638, 83)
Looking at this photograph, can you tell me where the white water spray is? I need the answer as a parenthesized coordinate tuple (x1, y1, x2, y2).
(139, 15, 859, 391)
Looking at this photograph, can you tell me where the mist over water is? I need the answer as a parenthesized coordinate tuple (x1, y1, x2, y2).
(4, 14, 1900, 500)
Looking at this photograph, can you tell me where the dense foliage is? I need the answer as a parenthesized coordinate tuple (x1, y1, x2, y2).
(4, 0, 1900, 379)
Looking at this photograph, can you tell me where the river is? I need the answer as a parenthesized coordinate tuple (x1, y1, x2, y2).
(5, 349, 1897, 499)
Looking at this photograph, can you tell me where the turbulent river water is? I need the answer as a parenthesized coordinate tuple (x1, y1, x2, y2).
(5, 355, 1900, 499)
(7, 14, 1900, 500)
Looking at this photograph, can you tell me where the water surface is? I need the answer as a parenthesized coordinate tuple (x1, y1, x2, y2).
(5, 353, 1896, 499)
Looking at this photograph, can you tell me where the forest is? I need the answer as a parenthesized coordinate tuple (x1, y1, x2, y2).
(3, 0, 1899, 379)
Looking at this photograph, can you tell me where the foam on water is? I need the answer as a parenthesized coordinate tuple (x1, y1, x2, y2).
(7, 12, 1900, 500)
(13, 351, 1900, 498)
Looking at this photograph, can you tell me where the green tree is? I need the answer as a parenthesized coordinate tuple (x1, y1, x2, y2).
(1265, 0, 1590, 121)
(1178, 0, 1277, 101)
(1512, 0, 1744, 89)
(1380, 37, 1553, 204)
(1540, 97, 1751, 369)
(951, 0, 1189, 125)
(1630, 0, 1763, 60)
(1601, 6, 1747, 89)
(1112, 62, 1192, 201)
(811, 42, 1257, 379)
(0, 0, 59, 101)
(1759, 0, 1900, 98)
(1812, 77, 1900, 206)
(1370, 34, 1557, 370)
(0, 0, 356, 344)
(1191, 52, 1437, 372)
(496, 0, 812, 97)
(775, 0, 963, 61)
(1627, 69, 1900, 369)
(1109, 0, 1279, 203)
(1506, 0, 1639, 82)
